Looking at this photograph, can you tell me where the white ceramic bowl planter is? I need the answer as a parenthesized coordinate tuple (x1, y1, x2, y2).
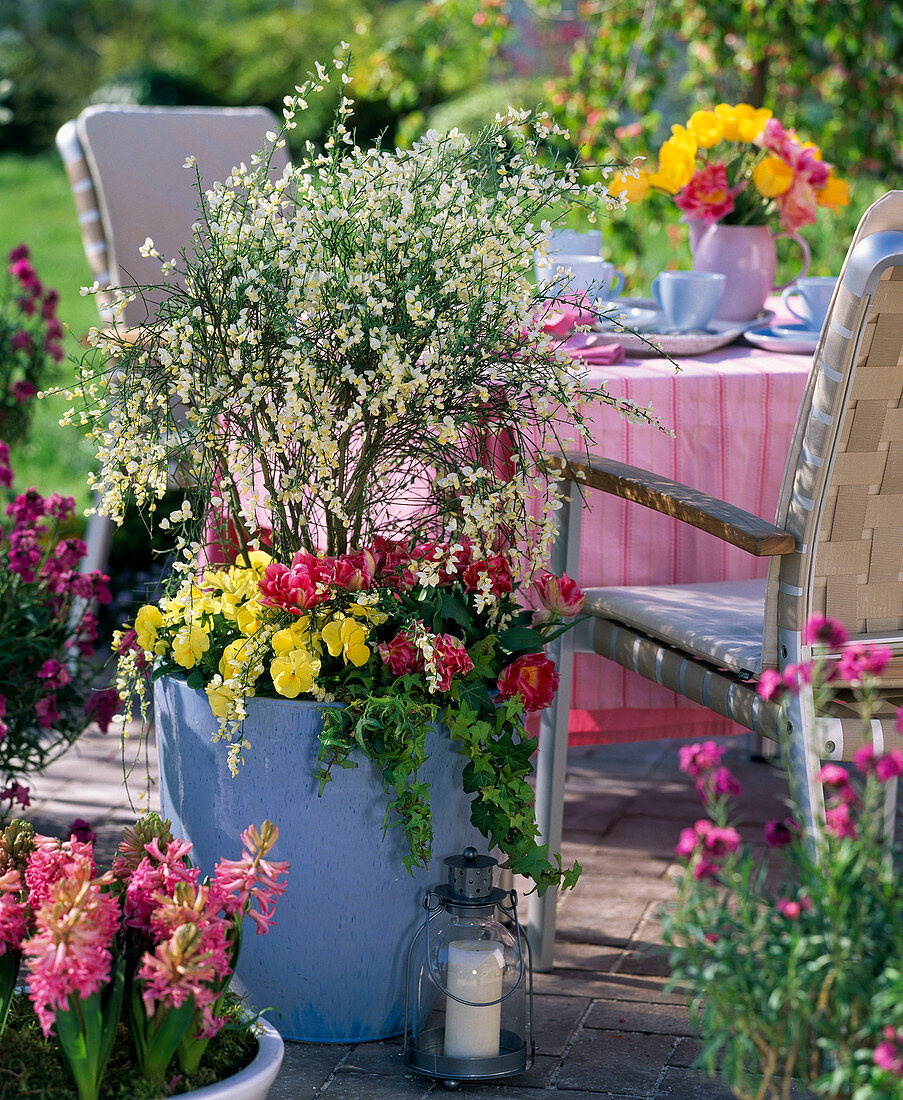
(154, 1019, 284, 1100)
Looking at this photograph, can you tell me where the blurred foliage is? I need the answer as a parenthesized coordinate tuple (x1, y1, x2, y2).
(465, 0, 903, 178)
(0, 0, 497, 154)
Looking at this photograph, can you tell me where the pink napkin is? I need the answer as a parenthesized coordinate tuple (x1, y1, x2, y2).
(540, 297, 597, 337)
(564, 341, 625, 365)
(538, 298, 625, 365)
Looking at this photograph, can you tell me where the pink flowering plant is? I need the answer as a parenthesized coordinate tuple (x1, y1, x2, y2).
(663, 616, 903, 1100)
(0, 813, 288, 1100)
(118, 540, 586, 892)
(1, 244, 65, 447)
(0, 447, 119, 821)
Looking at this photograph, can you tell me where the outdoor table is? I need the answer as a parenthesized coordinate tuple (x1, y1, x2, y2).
(560, 334, 812, 745)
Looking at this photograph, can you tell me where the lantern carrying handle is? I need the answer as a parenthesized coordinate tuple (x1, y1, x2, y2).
(422, 889, 528, 1009)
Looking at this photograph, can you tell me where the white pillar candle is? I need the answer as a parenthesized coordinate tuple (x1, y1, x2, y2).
(443, 939, 504, 1059)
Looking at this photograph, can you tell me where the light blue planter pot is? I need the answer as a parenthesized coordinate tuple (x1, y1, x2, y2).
(154, 675, 482, 1043)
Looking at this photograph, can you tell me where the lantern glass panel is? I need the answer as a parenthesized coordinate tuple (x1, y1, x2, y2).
(408, 908, 527, 1061)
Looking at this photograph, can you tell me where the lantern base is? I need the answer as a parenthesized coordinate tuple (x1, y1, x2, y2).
(404, 1027, 530, 1082)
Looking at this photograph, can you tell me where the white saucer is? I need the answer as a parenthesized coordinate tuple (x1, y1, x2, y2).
(745, 325, 819, 354)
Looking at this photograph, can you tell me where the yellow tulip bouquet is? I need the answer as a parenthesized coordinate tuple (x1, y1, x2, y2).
(613, 103, 849, 234)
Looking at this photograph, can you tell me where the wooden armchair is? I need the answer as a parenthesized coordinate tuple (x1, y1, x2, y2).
(528, 191, 903, 969)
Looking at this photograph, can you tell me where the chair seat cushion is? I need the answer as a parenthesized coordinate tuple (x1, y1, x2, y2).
(584, 577, 767, 676)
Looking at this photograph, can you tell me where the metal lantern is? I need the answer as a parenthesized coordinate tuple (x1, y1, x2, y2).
(402, 847, 534, 1089)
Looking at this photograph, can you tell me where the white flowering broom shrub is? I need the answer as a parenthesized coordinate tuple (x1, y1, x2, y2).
(70, 52, 654, 577)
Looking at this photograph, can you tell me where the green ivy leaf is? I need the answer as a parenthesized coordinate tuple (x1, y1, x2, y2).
(497, 626, 545, 655)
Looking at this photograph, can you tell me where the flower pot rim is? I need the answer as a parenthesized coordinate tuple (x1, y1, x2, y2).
(159, 671, 341, 710)
(154, 1017, 284, 1100)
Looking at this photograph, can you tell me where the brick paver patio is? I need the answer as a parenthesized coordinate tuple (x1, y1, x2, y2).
(21, 728, 796, 1099)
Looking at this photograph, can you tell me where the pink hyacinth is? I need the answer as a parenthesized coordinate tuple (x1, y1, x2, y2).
(24, 837, 96, 912)
(431, 633, 474, 693)
(22, 860, 120, 1036)
(212, 821, 289, 936)
(0, 869, 26, 955)
(124, 838, 199, 937)
(138, 921, 227, 1037)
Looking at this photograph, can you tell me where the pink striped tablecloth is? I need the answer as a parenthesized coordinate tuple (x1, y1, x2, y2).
(562, 335, 811, 745)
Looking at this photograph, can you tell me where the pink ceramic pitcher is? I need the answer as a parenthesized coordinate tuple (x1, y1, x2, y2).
(689, 222, 811, 323)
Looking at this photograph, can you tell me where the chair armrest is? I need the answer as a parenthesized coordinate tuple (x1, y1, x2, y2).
(548, 452, 795, 557)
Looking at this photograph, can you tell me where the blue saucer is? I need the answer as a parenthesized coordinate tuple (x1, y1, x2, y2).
(770, 322, 820, 339)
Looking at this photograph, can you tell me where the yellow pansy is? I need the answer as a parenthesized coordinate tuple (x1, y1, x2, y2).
(270, 648, 318, 698)
(217, 590, 241, 620)
(752, 156, 794, 198)
(171, 623, 211, 669)
(134, 605, 167, 655)
(206, 678, 238, 719)
(219, 637, 263, 683)
(609, 169, 651, 202)
(714, 103, 772, 143)
(271, 617, 312, 655)
(321, 615, 371, 667)
(348, 601, 388, 626)
(235, 600, 263, 637)
(817, 172, 851, 211)
(686, 110, 724, 149)
(247, 550, 273, 574)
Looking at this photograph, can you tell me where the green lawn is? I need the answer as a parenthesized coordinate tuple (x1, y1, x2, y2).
(0, 153, 99, 518)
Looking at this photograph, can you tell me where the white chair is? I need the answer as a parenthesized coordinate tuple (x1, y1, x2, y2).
(56, 105, 289, 571)
(528, 191, 903, 969)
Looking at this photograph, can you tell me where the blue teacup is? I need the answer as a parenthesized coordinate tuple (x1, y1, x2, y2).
(781, 276, 837, 332)
(652, 271, 727, 332)
(535, 254, 625, 301)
